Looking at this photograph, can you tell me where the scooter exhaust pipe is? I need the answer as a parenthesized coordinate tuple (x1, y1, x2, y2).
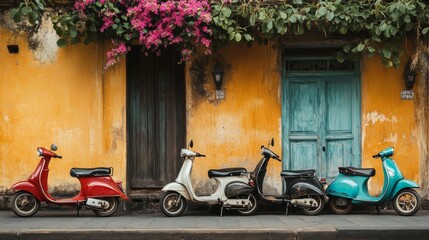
(86, 198, 109, 209)
(290, 198, 319, 208)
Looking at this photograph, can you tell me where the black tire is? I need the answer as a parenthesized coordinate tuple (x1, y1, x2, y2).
(329, 197, 352, 215)
(92, 197, 119, 217)
(11, 191, 40, 217)
(301, 195, 325, 216)
(236, 193, 259, 216)
(393, 189, 421, 216)
(160, 192, 187, 217)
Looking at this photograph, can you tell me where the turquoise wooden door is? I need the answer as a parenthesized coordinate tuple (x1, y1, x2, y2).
(282, 58, 360, 179)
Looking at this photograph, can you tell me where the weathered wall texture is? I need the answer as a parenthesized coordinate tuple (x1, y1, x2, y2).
(0, 19, 127, 195)
(361, 55, 427, 196)
(0, 15, 427, 200)
(186, 43, 283, 195)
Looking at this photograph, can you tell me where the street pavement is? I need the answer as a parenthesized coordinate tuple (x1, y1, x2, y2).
(0, 209, 428, 240)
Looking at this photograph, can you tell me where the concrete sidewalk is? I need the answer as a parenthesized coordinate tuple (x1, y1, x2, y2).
(0, 209, 428, 240)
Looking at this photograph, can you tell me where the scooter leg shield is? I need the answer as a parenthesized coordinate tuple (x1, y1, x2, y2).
(161, 182, 191, 200)
(326, 177, 359, 199)
(389, 179, 420, 199)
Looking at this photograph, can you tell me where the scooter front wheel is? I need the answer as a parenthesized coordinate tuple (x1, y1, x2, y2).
(92, 197, 119, 217)
(393, 189, 421, 216)
(11, 191, 40, 217)
(160, 191, 187, 217)
(328, 197, 352, 215)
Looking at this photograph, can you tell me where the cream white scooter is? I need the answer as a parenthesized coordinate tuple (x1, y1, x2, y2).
(160, 141, 258, 217)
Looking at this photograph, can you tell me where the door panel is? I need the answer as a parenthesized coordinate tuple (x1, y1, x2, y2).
(326, 80, 353, 133)
(283, 59, 360, 179)
(326, 140, 353, 178)
(289, 80, 319, 134)
(127, 47, 185, 188)
(290, 141, 319, 170)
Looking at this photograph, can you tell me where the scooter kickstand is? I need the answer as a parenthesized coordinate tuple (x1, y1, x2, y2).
(220, 206, 224, 217)
(376, 205, 381, 215)
(285, 202, 290, 216)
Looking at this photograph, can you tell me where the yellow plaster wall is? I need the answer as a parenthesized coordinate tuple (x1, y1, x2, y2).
(361, 55, 423, 195)
(186, 43, 284, 194)
(0, 27, 127, 193)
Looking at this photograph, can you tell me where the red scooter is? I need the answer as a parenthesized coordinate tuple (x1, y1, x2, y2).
(10, 144, 128, 217)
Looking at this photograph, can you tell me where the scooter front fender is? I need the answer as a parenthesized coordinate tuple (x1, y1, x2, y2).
(161, 182, 191, 200)
(10, 181, 44, 201)
(389, 179, 419, 199)
(326, 177, 359, 199)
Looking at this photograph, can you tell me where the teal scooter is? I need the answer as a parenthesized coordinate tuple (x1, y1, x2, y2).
(326, 147, 421, 216)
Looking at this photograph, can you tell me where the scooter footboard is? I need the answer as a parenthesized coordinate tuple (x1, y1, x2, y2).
(161, 182, 191, 200)
(389, 179, 419, 199)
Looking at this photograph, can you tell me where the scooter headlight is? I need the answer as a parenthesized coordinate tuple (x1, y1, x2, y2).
(37, 148, 43, 156)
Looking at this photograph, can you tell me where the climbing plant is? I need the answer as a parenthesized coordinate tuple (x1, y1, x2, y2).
(7, 0, 429, 69)
(9, 0, 46, 29)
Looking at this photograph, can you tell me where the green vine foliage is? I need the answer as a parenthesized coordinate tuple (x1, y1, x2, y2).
(211, 0, 429, 68)
(10, 0, 46, 28)
(7, 0, 429, 68)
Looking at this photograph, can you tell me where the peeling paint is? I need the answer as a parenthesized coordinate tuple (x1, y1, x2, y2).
(364, 111, 398, 126)
(29, 16, 59, 63)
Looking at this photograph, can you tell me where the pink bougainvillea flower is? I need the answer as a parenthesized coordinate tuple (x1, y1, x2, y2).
(73, 0, 213, 68)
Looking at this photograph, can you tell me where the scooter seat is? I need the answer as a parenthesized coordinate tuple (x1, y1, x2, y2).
(70, 167, 112, 178)
(208, 168, 247, 178)
(339, 167, 375, 177)
(280, 169, 316, 178)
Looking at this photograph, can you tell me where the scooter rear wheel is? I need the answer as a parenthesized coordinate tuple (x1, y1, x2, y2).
(301, 195, 325, 215)
(393, 189, 421, 216)
(328, 197, 352, 215)
(11, 191, 40, 217)
(236, 193, 259, 216)
(160, 191, 187, 217)
(92, 197, 119, 217)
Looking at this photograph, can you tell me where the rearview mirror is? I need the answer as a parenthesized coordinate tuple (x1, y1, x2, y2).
(269, 138, 274, 147)
(51, 144, 58, 151)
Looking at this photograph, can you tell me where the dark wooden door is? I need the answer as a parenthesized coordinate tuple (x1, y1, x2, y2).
(127, 47, 186, 189)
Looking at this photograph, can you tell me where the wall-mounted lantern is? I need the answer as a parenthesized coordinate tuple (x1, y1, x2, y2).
(211, 63, 224, 90)
(404, 60, 417, 90)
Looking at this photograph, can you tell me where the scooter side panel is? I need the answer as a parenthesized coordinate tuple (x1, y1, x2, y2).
(225, 181, 254, 198)
(290, 182, 324, 199)
(326, 176, 359, 199)
(161, 182, 191, 200)
(389, 179, 419, 199)
(10, 181, 44, 201)
(81, 176, 128, 199)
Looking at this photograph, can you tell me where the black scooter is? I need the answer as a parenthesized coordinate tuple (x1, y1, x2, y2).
(249, 139, 327, 215)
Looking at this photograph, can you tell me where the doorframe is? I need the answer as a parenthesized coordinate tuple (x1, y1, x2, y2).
(281, 55, 362, 173)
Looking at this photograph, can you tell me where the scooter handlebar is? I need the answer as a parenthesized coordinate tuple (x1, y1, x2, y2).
(196, 153, 206, 157)
(372, 154, 380, 159)
(54, 155, 62, 159)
